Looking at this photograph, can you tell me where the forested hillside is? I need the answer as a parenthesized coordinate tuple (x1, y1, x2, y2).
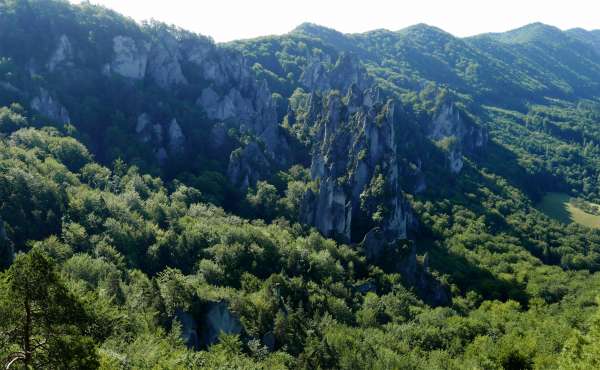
(2, 0, 600, 369)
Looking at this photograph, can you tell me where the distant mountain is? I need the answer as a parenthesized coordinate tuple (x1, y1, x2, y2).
(567, 27, 600, 54)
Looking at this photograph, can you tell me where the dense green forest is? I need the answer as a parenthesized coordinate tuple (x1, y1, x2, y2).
(2, 1, 600, 369)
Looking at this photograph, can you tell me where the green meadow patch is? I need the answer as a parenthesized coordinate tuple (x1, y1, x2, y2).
(538, 192, 600, 228)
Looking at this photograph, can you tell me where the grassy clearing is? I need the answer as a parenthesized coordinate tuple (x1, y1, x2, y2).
(537, 192, 600, 228)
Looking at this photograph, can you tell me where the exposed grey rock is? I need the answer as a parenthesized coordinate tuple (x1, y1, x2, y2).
(197, 79, 286, 178)
(227, 142, 271, 190)
(147, 32, 187, 88)
(198, 78, 288, 188)
(134, 113, 162, 144)
(200, 87, 253, 122)
(47, 34, 73, 71)
(300, 59, 330, 92)
(183, 41, 213, 67)
(398, 242, 418, 283)
(30, 88, 70, 124)
(200, 301, 242, 347)
(448, 146, 464, 174)
(427, 102, 487, 173)
(152, 124, 163, 143)
(175, 309, 199, 349)
(135, 114, 184, 160)
(167, 118, 185, 155)
(301, 86, 409, 243)
(135, 113, 152, 143)
(199, 49, 254, 89)
(362, 227, 387, 262)
(306, 92, 321, 123)
(300, 53, 371, 93)
(109, 35, 149, 80)
(314, 177, 353, 242)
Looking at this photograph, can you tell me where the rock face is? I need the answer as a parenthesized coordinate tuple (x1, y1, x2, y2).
(47, 34, 73, 71)
(135, 113, 152, 142)
(147, 31, 188, 88)
(300, 53, 372, 93)
(109, 36, 149, 80)
(175, 310, 200, 349)
(427, 102, 487, 173)
(167, 118, 185, 155)
(134, 113, 185, 164)
(30, 88, 70, 124)
(301, 85, 409, 244)
(192, 50, 289, 187)
(79, 26, 289, 180)
(227, 142, 271, 190)
(200, 301, 242, 347)
(107, 27, 290, 185)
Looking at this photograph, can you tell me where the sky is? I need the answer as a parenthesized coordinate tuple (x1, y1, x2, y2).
(70, 0, 600, 42)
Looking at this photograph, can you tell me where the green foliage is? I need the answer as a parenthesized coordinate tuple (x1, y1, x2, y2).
(0, 103, 27, 134)
(2, 1, 600, 368)
(0, 247, 99, 369)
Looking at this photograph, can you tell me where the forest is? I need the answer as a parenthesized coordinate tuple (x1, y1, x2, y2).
(2, 0, 600, 369)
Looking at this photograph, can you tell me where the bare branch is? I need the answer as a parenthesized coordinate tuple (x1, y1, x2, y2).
(3, 352, 25, 370)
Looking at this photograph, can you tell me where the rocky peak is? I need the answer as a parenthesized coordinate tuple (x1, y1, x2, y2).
(190, 47, 289, 189)
(300, 52, 372, 93)
(302, 87, 409, 244)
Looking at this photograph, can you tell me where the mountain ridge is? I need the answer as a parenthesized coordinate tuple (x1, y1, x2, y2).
(2, 1, 600, 368)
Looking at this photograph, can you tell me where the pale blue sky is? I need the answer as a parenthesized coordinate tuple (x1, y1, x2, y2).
(71, 0, 600, 42)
